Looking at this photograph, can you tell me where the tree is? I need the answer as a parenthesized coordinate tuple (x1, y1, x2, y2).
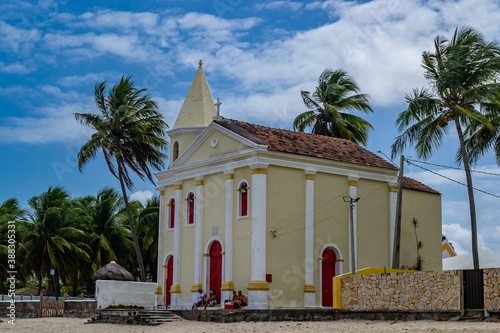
(18, 186, 91, 295)
(135, 196, 160, 282)
(75, 76, 168, 281)
(392, 26, 500, 270)
(293, 68, 373, 145)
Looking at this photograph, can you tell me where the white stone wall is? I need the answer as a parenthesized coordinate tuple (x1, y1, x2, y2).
(341, 271, 461, 311)
(96, 280, 156, 310)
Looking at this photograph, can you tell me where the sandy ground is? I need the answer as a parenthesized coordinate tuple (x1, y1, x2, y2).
(1, 317, 500, 333)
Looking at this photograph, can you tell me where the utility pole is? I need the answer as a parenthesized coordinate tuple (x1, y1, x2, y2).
(344, 196, 360, 275)
(391, 155, 404, 269)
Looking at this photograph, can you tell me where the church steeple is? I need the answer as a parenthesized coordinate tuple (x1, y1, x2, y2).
(173, 60, 217, 129)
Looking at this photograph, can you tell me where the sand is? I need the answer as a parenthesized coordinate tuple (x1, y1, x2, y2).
(1, 317, 500, 333)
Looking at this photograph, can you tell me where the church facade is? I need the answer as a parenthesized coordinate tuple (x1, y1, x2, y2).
(154, 62, 442, 309)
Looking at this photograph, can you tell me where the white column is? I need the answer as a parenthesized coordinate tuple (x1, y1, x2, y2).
(155, 189, 165, 306)
(304, 170, 316, 307)
(192, 177, 204, 301)
(247, 163, 269, 309)
(348, 176, 359, 274)
(388, 181, 398, 265)
(221, 170, 235, 303)
(171, 182, 182, 308)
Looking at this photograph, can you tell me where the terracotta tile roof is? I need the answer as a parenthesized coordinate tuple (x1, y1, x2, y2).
(214, 119, 439, 194)
(402, 177, 440, 195)
(215, 118, 397, 170)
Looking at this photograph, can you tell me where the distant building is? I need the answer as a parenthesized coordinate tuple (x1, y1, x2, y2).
(155, 62, 442, 309)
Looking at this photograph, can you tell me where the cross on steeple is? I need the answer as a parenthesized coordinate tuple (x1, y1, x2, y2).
(215, 97, 222, 116)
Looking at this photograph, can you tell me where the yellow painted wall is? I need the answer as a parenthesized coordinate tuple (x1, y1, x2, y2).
(170, 133, 200, 165)
(159, 186, 175, 296)
(357, 180, 391, 269)
(400, 189, 442, 271)
(184, 131, 250, 165)
(266, 166, 306, 307)
(178, 179, 196, 298)
(232, 167, 252, 292)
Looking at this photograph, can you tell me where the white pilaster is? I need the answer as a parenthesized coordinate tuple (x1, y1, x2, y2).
(192, 177, 204, 301)
(348, 176, 359, 274)
(247, 163, 269, 309)
(171, 182, 182, 307)
(221, 170, 235, 303)
(304, 170, 316, 307)
(388, 181, 398, 264)
(155, 189, 165, 306)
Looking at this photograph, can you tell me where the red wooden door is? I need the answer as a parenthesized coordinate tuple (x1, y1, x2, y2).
(165, 256, 173, 307)
(322, 247, 336, 306)
(209, 241, 222, 303)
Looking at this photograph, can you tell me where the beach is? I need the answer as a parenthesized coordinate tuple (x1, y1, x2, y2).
(1, 317, 499, 333)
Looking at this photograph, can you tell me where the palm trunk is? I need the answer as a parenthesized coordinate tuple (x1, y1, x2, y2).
(455, 119, 480, 270)
(117, 157, 146, 282)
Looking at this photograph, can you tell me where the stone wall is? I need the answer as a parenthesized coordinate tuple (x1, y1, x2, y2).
(341, 271, 461, 311)
(64, 300, 97, 317)
(0, 300, 97, 318)
(484, 268, 500, 312)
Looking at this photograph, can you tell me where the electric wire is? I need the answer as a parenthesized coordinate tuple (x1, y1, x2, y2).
(406, 160, 500, 199)
(406, 158, 500, 177)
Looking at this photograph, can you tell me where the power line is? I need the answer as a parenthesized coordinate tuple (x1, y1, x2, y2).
(406, 160, 500, 199)
(407, 158, 500, 177)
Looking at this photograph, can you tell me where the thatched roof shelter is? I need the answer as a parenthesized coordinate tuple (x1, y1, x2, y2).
(93, 261, 134, 281)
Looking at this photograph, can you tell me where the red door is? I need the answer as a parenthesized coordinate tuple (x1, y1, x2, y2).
(322, 247, 336, 306)
(209, 241, 222, 303)
(165, 256, 173, 307)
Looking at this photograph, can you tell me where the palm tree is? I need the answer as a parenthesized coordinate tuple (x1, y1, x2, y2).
(19, 186, 91, 295)
(135, 196, 160, 281)
(392, 26, 500, 270)
(75, 76, 168, 281)
(293, 69, 373, 145)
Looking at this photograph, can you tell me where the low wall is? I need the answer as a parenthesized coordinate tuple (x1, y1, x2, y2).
(340, 271, 461, 312)
(484, 268, 500, 312)
(96, 280, 155, 310)
(0, 300, 96, 318)
(64, 301, 97, 317)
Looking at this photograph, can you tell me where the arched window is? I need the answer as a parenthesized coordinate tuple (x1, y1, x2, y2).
(237, 181, 249, 218)
(186, 192, 195, 225)
(172, 141, 179, 162)
(168, 198, 175, 229)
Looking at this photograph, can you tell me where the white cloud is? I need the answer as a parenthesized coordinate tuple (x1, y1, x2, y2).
(0, 61, 32, 74)
(255, 1, 303, 11)
(130, 190, 154, 205)
(57, 71, 123, 87)
(442, 223, 487, 255)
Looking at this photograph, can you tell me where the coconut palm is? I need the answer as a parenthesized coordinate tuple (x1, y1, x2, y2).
(391, 26, 500, 270)
(74, 76, 168, 281)
(19, 186, 91, 295)
(293, 69, 373, 145)
(136, 196, 160, 281)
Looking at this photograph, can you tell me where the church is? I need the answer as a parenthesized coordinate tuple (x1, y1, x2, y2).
(154, 61, 442, 309)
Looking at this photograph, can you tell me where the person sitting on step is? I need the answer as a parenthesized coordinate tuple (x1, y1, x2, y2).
(204, 290, 217, 309)
(192, 289, 205, 310)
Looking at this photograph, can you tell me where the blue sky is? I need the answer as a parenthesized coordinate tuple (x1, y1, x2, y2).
(1, 0, 500, 256)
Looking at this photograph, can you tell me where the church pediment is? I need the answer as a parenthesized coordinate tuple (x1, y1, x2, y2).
(170, 122, 268, 168)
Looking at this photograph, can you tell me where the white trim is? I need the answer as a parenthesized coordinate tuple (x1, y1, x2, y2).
(163, 251, 175, 266)
(167, 126, 206, 137)
(169, 122, 268, 168)
(184, 190, 196, 227)
(156, 154, 398, 188)
(204, 237, 225, 294)
(157, 192, 165, 288)
(193, 177, 204, 286)
(304, 170, 315, 307)
(388, 181, 397, 263)
(224, 173, 234, 284)
(348, 180, 358, 273)
(318, 244, 343, 307)
(236, 179, 250, 220)
(166, 196, 175, 231)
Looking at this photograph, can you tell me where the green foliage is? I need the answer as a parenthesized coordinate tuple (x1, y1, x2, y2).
(412, 218, 424, 271)
(293, 68, 373, 145)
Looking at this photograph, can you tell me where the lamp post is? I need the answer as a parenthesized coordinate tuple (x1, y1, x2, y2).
(343, 196, 360, 275)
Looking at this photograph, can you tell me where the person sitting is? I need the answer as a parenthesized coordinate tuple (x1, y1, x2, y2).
(233, 290, 247, 309)
(204, 290, 217, 309)
(192, 289, 206, 310)
(230, 291, 240, 309)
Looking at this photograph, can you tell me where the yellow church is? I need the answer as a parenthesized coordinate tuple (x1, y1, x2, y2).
(154, 62, 442, 309)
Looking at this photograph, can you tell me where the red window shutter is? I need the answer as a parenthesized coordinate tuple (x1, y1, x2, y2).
(241, 191, 248, 216)
(189, 201, 194, 224)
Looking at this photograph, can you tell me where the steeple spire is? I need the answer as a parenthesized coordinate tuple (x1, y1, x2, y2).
(173, 60, 217, 128)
